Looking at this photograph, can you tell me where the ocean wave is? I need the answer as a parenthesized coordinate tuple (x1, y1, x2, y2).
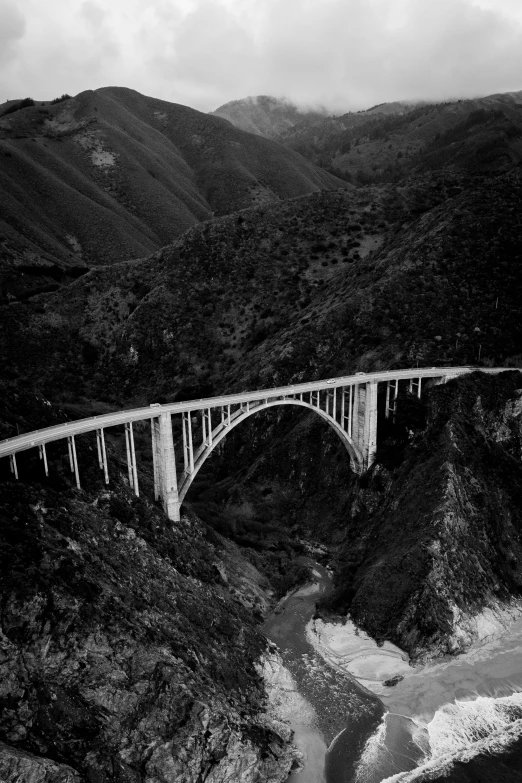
(380, 692, 522, 782)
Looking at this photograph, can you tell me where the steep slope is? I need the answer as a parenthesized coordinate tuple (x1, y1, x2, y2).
(211, 95, 328, 139)
(0, 86, 344, 300)
(320, 371, 522, 661)
(2, 168, 521, 409)
(0, 384, 298, 782)
(227, 168, 522, 388)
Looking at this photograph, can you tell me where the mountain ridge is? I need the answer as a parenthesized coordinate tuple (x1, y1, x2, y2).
(0, 86, 344, 301)
(213, 89, 522, 184)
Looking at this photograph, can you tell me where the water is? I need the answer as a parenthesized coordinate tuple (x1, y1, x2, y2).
(263, 560, 383, 783)
(264, 562, 522, 783)
(327, 615, 522, 783)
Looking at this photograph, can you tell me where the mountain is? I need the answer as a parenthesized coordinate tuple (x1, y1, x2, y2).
(216, 91, 522, 185)
(281, 90, 522, 183)
(0, 87, 344, 301)
(211, 95, 328, 139)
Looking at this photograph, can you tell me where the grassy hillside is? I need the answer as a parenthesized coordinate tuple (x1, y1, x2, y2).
(0, 87, 344, 301)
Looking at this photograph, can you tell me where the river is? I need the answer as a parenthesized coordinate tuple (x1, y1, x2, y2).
(263, 560, 522, 783)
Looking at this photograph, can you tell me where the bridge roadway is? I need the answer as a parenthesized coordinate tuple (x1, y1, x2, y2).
(0, 366, 507, 459)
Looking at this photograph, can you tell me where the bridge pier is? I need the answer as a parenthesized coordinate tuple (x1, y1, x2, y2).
(125, 422, 139, 497)
(96, 428, 109, 484)
(349, 381, 378, 469)
(364, 381, 378, 468)
(67, 435, 80, 489)
(152, 412, 180, 523)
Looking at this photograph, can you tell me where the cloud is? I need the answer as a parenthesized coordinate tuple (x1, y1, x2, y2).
(81, 1, 107, 28)
(0, 1, 26, 67)
(1, 0, 522, 111)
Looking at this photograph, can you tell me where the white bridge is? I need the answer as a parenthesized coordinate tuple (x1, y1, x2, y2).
(0, 367, 511, 521)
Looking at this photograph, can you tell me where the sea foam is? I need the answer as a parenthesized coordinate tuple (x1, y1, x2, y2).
(379, 692, 522, 782)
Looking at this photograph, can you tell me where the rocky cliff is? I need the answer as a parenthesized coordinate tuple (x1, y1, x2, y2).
(0, 386, 300, 783)
(320, 371, 522, 661)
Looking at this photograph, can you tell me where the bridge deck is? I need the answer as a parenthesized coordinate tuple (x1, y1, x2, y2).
(0, 367, 510, 458)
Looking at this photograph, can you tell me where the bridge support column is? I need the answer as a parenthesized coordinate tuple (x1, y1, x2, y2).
(409, 377, 422, 398)
(39, 443, 48, 476)
(386, 379, 399, 420)
(9, 453, 18, 479)
(125, 422, 139, 497)
(96, 428, 109, 484)
(153, 412, 180, 523)
(67, 435, 80, 489)
(352, 383, 362, 444)
(363, 381, 378, 469)
(350, 382, 378, 470)
(182, 412, 194, 474)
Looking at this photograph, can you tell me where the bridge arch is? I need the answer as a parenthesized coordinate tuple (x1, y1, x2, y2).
(178, 399, 363, 504)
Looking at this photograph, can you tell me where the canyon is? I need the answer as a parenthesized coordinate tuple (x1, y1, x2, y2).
(1, 86, 522, 782)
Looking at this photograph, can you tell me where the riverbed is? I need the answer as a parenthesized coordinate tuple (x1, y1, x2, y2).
(264, 561, 522, 783)
(263, 560, 384, 782)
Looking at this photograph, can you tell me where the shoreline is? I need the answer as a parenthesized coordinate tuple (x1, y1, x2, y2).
(258, 650, 328, 783)
(307, 600, 522, 722)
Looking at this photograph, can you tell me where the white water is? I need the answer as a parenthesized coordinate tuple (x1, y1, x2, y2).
(427, 693, 522, 757)
(380, 696, 522, 781)
(312, 609, 522, 781)
(358, 684, 522, 782)
(354, 717, 388, 783)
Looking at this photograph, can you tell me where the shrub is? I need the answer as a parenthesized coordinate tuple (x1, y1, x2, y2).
(4, 98, 35, 116)
(50, 94, 72, 105)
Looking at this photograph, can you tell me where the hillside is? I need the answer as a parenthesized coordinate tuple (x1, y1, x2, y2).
(319, 371, 522, 661)
(219, 90, 522, 185)
(2, 167, 520, 409)
(211, 95, 328, 139)
(0, 383, 299, 782)
(0, 87, 344, 301)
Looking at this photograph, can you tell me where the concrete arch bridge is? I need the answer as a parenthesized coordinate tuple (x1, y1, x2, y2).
(0, 367, 509, 522)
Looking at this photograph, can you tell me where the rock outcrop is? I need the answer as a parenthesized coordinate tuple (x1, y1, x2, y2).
(0, 391, 299, 782)
(0, 741, 80, 783)
(320, 371, 522, 661)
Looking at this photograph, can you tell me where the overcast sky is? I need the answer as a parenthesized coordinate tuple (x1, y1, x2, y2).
(2, 0, 522, 113)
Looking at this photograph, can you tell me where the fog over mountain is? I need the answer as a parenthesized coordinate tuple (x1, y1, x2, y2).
(2, 0, 522, 113)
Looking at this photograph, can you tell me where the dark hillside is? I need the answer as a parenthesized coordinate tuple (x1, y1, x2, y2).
(319, 371, 522, 661)
(0, 186, 380, 402)
(0, 384, 298, 781)
(2, 169, 521, 409)
(2, 167, 521, 604)
(229, 169, 522, 388)
(0, 86, 343, 300)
